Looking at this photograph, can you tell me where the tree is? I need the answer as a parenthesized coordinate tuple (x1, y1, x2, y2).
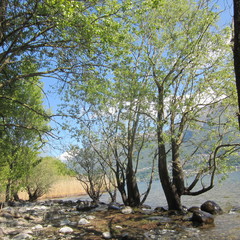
(63, 75, 156, 207)
(67, 144, 106, 203)
(121, 0, 238, 210)
(25, 157, 58, 201)
(233, 0, 240, 128)
(0, 0, 125, 133)
(0, 73, 50, 201)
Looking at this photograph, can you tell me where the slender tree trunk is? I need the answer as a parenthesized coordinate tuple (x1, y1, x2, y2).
(233, 0, 240, 128)
(157, 86, 182, 210)
(172, 139, 185, 196)
(5, 179, 11, 202)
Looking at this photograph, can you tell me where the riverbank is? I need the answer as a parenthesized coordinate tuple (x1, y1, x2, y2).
(0, 199, 239, 240)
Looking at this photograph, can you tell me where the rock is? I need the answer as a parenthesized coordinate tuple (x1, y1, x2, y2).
(108, 203, 122, 211)
(188, 206, 201, 213)
(59, 226, 74, 234)
(154, 206, 168, 212)
(229, 206, 240, 214)
(12, 233, 33, 239)
(32, 224, 43, 230)
(121, 206, 133, 214)
(115, 225, 123, 229)
(191, 210, 214, 225)
(0, 228, 5, 236)
(76, 201, 98, 211)
(78, 218, 90, 225)
(60, 219, 72, 226)
(102, 231, 111, 239)
(86, 215, 96, 220)
(201, 201, 223, 215)
(140, 204, 151, 210)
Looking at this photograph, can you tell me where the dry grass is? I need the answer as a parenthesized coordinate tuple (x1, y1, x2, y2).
(18, 176, 87, 201)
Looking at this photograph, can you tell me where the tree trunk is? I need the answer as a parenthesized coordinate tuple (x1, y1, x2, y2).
(233, 0, 240, 128)
(126, 161, 140, 206)
(157, 86, 182, 211)
(172, 139, 185, 196)
(5, 180, 11, 202)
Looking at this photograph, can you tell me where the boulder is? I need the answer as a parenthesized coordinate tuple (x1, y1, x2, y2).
(200, 201, 223, 215)
(191, 210, 214, 225)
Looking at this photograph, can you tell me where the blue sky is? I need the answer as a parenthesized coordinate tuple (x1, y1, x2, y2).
(41, 0, 234, 160)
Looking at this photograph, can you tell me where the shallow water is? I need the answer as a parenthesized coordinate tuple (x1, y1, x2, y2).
(68, 171, 240, 239)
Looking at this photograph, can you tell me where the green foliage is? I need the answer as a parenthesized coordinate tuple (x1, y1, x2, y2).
(25, 157, 58, 201)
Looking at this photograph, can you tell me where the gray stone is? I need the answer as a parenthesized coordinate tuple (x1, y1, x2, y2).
(59, 226, 73, 234)
(32, 224, 43, 230)
(12, 233, 33, 239)
(102, 231, 111, 239)
(78, 218, 90, 225)
(121, 206, 133, 214)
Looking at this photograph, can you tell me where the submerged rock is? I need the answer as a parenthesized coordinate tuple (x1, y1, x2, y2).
(201, 200, 223, 215)
(229, 206, 240, 214)
(191, 210, 214, 225)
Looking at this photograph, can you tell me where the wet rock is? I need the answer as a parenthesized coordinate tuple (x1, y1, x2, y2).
(201, 201, 223, 215)
(191, 210, 214, 225)
(229, 206, 240, 214)
(76, 201, 98, 211)
(59, 226, 73, 234)
(140, 204, 151, 210)
(154, 206, 168, 212)
(108, 202, 122, 211)
(188, 206, 201, 213)
(121, 206, 133, 214)
(102, 231, 111, 239)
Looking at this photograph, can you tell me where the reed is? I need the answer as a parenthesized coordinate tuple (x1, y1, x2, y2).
(18, 176, 87, 200)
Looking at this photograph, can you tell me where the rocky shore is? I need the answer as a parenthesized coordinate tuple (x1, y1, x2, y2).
(0, 199, 238, 239)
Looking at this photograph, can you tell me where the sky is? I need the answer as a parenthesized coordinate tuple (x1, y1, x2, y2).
(41, 0, 234, 161)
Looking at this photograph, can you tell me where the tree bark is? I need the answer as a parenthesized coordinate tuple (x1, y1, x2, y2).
(233, 0, 240, 128)
(157, 86, 182, 211)
(126, 161, 140, 206)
